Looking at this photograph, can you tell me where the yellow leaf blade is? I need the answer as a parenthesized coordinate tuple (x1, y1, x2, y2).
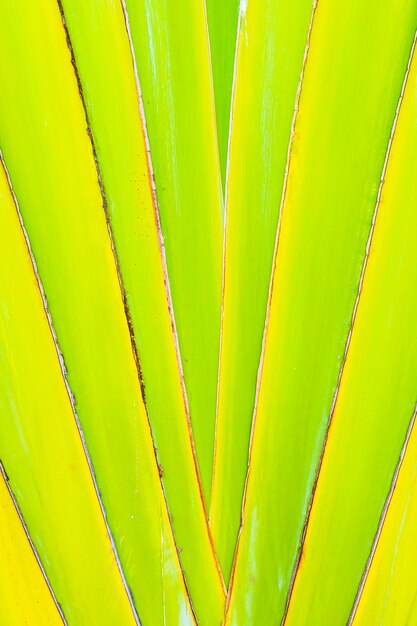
(210, 0, 315, 582)
(0, 2, 194, 622)
(285, 31, 417, 626)
(0, 155, 138, 626)
(58, 0, 225, 620)
(0, 470, 64, 626)
(225, 1, 417, 622)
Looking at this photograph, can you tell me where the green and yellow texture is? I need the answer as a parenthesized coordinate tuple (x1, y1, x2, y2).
(0, 0, 417, 624)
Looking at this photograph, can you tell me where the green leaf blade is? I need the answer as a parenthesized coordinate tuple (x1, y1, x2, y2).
(123, 0, 224, 504)
(59, 0, 226, 621)
(210, 0, 316, 583)
(205, 0, 239, 185)
(0, 157, 139, 626)
(286, 35, 417, 624)
(0, 1, 195, 622)
(225, 1, 417, 622)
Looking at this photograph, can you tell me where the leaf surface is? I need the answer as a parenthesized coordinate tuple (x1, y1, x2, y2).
(352, 409, 417, 625)
(205, 0, 239, 184)
(225, 1, 417, 622)
(0, 469, 64, 626)
(210, 0, 315, 582)
(123, 0, 224, 502)
(0, 2, 194, 623)
(0, 157, 139, 626)
(286, 38, 417, 625)
(59, 0, 225, 620)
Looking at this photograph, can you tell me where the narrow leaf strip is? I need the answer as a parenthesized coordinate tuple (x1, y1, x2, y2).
(352, 410, 417, 625)
(58, 0, 225, 620)
(122, 0, 224, 502)
(0, 158, 138, 626)
(285, 37, 417, 624)
(0, 468, 64, 626)
(0, 2, 194, 623)
(205, 0, 239, 185)
(210, 0, 315, 582)
(225, 0, 417, 622)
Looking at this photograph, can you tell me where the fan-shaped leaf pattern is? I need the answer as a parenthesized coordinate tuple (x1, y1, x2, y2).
(1, 1, 417, 624)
